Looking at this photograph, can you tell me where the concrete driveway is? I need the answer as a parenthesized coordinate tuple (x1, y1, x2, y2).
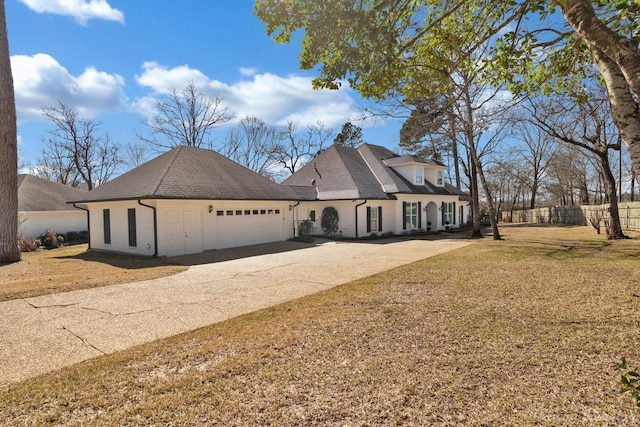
(0, 236, 473, 387)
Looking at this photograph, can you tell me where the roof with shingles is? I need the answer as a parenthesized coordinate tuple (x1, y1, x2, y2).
(71, 146, 300, 203)
(18, 174, 87, 211)
(282, 143, 470, 201)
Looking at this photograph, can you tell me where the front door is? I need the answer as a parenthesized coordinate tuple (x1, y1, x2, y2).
(183, 211, 202, 254)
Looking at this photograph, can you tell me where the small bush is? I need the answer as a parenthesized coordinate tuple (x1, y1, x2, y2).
(321, 207, 339, 235)
(18, 232, 39, 252)
(39, 229, 63, 249)
(619, 358, 640, 407)
(298, 220, 314, 238)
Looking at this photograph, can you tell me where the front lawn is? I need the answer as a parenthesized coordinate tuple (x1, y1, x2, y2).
(1, 225, 639, 425)
(0, 245, 187, 302)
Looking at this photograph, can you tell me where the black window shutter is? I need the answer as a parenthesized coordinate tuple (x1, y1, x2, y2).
(103, 209, 111, 244)
(378, 207, 383, 232)
(128, 208, 137, 247)
(366, 206, 371, 233)
(453, 202, 456, 224)
(417, 202, 422, 228)
(441, 202, 445, 224)
(402, 202, 407, 230)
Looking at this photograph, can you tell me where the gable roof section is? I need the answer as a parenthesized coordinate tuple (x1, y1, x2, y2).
(282, 145, 390, 200)
(18, 174, 87, 211)
(283, 143, 471, 201)
(72, 146, 300, 203)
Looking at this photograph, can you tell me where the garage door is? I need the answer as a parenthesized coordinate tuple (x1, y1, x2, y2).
(216, 209, 284, 249)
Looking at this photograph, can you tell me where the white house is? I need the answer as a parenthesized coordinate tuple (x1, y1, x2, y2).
(18, 174, 87, 239)
(70, 146, 300, 257)
(282, 144, 471, 238)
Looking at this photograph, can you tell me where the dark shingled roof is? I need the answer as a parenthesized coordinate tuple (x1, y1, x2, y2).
(18, 174, 87, 211)
(72, 146, 300, 203)
(282, 143, 470, 201)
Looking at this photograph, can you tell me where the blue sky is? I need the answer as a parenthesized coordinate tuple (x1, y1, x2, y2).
(8, 0, 401, 172)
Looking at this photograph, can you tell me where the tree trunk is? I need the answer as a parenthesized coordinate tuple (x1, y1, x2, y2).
(469, 158, 483, 238)
(598, 151, 626, 239)
(0, 0, 19, 263)
(472, 145, 502, 240)
(561, 1, 640, 182)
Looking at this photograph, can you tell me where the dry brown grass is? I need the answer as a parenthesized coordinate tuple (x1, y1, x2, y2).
(2, 225, 640, 425)
(0, 245, 187, 302)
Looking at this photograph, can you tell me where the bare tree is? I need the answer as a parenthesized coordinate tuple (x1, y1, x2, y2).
(526, 91, 626, 239)
(42, 102, 121, 189)
(276, 121, 334, 175)
(138, 81, 233, 150)
(0, 0, 19, 263)
(219, 116, 281, 179)
(508, 120, 556, 209)
(34, 137, 80, 186)
(122, 142, 151, 169)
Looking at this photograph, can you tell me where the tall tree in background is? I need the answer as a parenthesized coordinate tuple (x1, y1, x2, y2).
(138, 81, 233, 150)
(33, 137, 81, 187)
(508, 119, 555, 210)
(0, 0, 19, 263)
(275, 121, 334, 174)
(333, 122, 363, 147)
(42, 102, 121, 190)
(526, 90, 626, 239)
(220, 116, 281, 180)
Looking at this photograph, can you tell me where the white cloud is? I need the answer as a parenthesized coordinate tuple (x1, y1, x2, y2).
(18, 0, 124, 24)
(12, 53, 128, 121)
(134, 62, 356, 128)
(239, 67, 257, 77)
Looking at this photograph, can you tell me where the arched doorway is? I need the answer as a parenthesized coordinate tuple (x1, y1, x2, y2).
(425, 202, 438, 231)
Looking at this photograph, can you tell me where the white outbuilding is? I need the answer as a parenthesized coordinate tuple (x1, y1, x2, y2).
(70, 146, 300, 257)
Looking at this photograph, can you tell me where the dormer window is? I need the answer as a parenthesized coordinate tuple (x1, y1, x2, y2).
(415, 167, 423, 184)
(436, 170, 444, 186)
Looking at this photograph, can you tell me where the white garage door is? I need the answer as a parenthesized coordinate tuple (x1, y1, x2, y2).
(216, 209, 284, 249)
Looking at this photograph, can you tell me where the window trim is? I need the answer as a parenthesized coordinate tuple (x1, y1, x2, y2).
(403, 201, 421, 230)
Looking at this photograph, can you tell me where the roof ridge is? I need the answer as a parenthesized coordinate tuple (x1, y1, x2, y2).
(151, 146, 183, 196)
(357, 144, 387, 193)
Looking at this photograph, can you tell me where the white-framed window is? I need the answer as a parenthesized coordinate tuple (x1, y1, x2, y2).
(369, 207, 378, 232)
(444, 202, 454, 225)
(436, 170, 444, 186)
(415, 167, 423, 184)
(404, 202, 419, 229)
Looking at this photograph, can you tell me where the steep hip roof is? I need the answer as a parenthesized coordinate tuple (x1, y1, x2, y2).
(282, 145, 390, 200)
(282, 143, 470, 200)
(71, 146, 300, 203)
(18, 174, 87, 211)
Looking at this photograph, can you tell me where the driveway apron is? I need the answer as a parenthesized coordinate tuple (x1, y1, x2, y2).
(0, 237, 473, 387)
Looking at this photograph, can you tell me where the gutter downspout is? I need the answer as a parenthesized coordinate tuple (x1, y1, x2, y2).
(290, 200, 301, 237)
(72, 203, 90, 250)
(138, 200, 158, 257)
(354, 199, 367, 238)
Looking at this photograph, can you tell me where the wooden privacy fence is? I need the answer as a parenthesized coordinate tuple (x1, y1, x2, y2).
(503, 202, 640, 231)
